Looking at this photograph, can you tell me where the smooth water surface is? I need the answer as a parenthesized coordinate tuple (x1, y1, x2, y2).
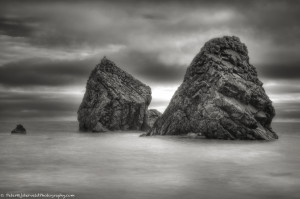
(0, 121, 299, 199)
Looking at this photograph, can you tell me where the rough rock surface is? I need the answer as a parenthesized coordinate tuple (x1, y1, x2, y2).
(78, 57, 151, 132)
(143, 109, 162, 131)
(11, 124, 26, 134)
(148, 36, 278, 140)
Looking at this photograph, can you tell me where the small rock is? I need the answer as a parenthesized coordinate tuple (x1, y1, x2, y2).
(11, 124, 26, 134)
(186, 132, 204, 138)
(92, 122, 108, 132)
(142, 109, 162, 131)
(187, 132, 198, 137)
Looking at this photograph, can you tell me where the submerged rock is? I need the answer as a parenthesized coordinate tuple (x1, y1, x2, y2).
(148, 36, 278, 140)
(78, 57, 152, 132)
(11, 124, 26, 134)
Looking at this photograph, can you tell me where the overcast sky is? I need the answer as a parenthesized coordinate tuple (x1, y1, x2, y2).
(0, 0, 300, 122)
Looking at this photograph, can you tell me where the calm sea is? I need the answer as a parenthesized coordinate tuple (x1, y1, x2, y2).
(0, 121, 299, 199)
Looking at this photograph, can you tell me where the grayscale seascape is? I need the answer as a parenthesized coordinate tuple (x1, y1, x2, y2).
(1, 0, 300, 199)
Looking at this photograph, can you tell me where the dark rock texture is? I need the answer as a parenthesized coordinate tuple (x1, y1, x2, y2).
(78, 57, 151, 132)
(143, 109, 162, 131)
(147, 109, 162, 127)
(148, 36, 278, 140)
(11, 124, 26, 134)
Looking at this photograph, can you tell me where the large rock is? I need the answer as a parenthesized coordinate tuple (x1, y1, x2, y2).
(148, 36, 278, 140)
(78, 57, 152, 132)
(11, 124, 26, 134)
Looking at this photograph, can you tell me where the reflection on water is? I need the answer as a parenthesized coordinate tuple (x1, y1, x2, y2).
(0, 122, 299, 199)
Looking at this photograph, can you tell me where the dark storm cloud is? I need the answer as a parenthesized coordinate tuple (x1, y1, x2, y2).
(242, 1, 300, 45)
(0, 0, 300, 121)
(0, 49, 185, 88)
(0, 0, 299, 59)
(0, 57, 97, 87)
(0, 1, 125, 48)
(0, 0, 297, 49)
(0, 1, 231, 48)
(111, 49, 186, 83)
(258, 64, 300, 80)
(0, 16, 37, 37)
(0, 90, 81, 121)
(0, 91, 77, 111)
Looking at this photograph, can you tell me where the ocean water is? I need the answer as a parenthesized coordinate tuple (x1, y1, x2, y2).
(0, 121, 299, 199)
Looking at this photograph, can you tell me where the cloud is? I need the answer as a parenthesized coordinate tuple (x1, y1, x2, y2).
(0, 90, 82, 121)
(0, 57, 97, 87)
(0, 0, 299, 68)
(0, 0, 299, 121)
(110, 49, 187, 84)
(0, 0, 297, 51)
(273, 101, 300, 122)
(0, 16, 38, 37)
(0, 48, 187, 89)
(258, 64, 300, 80)
(264, 80, 300, 95)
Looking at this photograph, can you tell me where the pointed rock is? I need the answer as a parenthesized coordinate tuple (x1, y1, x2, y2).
(11, 124, 26, 134)
(78, 57, 152, 132)
(148, 36, 278, 140)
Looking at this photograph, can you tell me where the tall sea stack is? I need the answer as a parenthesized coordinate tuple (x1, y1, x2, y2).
(148, 36, 278, 140)
(78, 57, 151, 132)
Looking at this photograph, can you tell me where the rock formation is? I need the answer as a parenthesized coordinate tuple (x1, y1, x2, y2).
(11, 124, 26, 134)
(143, 109, 162, 131)
(78, 57, 151, 132)
(147, 36, 278, 140)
